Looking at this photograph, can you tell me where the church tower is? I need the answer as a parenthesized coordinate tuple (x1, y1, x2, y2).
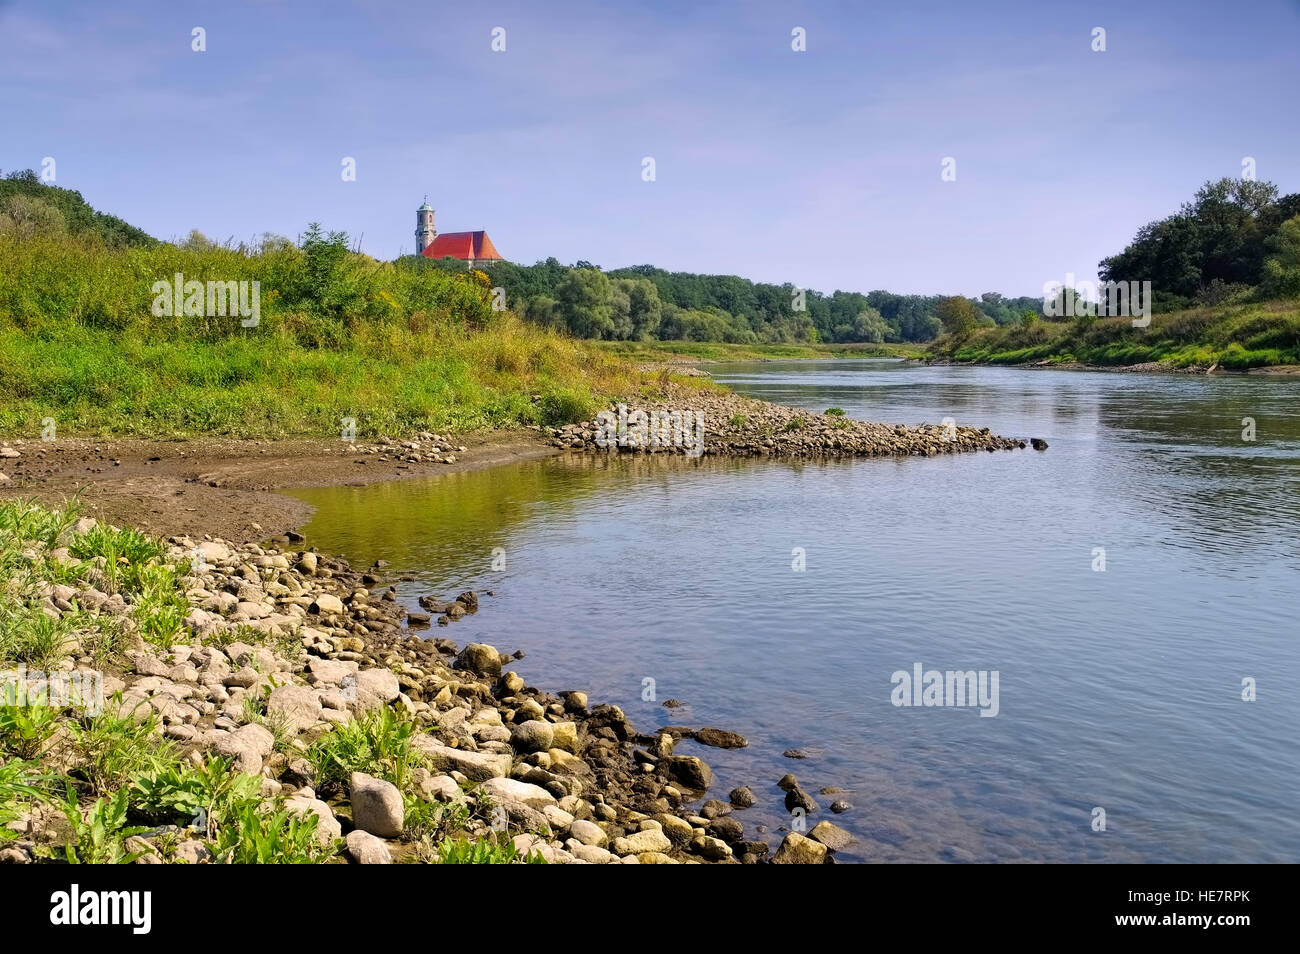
(415, 199, 436, 255)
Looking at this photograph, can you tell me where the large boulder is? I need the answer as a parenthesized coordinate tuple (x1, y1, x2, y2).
(411, 737, 511, 782)
(481, 777, 556, 811)
(454, 643, 502, 677)
(772, 831, 827, 864)
(267, 685, 322, 733)
(349, 772, 404, 838)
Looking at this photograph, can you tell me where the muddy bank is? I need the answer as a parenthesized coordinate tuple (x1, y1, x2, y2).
(0, 431, 559, 543)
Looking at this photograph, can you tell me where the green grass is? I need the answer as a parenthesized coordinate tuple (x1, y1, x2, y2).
(932, 299, 1300, 369)
(0, 231, 650, 439)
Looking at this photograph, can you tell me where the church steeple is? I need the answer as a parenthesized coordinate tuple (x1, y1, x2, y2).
(415, 197, 436, 255)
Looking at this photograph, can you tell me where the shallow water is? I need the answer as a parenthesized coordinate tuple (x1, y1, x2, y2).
(284, 359, 1300, 863)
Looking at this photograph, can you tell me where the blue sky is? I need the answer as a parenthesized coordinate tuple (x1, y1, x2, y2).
(2, 0, 1298, 297)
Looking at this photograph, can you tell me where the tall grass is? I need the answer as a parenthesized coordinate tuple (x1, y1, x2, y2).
(0, 230, 643, 438)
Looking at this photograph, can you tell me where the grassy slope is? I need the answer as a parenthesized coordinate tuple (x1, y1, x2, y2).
(933, 299, 1300, 369)
(0, 233, 655, 440)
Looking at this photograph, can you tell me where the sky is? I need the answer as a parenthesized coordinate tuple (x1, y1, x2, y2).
(2, 0, 1298, 298)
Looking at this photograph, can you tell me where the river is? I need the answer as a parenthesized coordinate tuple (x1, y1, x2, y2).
(284, 359, 1300, 863)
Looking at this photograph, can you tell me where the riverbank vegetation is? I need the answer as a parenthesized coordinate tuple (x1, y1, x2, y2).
(929, 178, 1300, 369)
(0, 174, 656, 439)
(931, 299, 1300, 369)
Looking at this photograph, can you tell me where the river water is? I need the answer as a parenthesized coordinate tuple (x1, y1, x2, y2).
(284, 359, 1300, 863)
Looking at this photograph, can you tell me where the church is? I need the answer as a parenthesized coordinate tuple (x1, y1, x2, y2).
(415, 200, 503, 268)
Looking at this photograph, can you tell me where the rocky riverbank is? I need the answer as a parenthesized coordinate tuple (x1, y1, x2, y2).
(0, 506, 850, 864)
(545, 384, 1028, 457)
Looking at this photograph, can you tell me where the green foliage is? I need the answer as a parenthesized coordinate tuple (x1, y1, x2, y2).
(936, 296, 982, 339)
(129, 756, 262, 834)
(0, 760, 42, 840)
(0, 170, 156, 248)
(55, 784, 149, 864)
(67, 702, 174, 795)
(824, 407, 845, 416)
(433, 833, 546, 864)
(728, 413, 749, 427)
(0, 703, 61, 760)
(207, 800, 334, 864)
(782, 417, 806, 432)
(935, 299, 1300, 370)
(306, 707, 421, 795)
(1099, 177, 1300, 308)
(1260, 216, 1300, 299)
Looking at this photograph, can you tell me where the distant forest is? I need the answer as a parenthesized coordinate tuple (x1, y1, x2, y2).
(5, 167, 1295, 346)
(417, 254, 1044, 345)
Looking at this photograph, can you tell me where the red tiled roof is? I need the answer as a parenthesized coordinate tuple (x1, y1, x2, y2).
(422, 230, 503, 261)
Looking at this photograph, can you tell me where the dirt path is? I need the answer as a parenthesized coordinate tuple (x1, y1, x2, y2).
(0, 430, 558, 543)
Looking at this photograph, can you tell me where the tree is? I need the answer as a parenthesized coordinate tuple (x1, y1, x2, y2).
(935, 296, 981, 338)
(1260, 216, 1300, 299)
(0, 194, 67, 240)
(556, 268, 613, 338)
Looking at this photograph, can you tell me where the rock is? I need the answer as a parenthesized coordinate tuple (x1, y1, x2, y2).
(700, 799, 731, 819)
(1030, 438, 1048, 451)
(830, 799, 852, 814)
(223, 667, 261, 689)
(284, 758, 316, 787)
(350, 772, 404, 837)
(454, 590, 478, 610)
(562, 691, 588, 713)
(729, 786, 756, 808)
(284, 793, 342, 847)
(267, 685, 322, 732)
(611, 829, 672, 856)
(570, 843, 615, 864)
(772, 831, 828, 864)
(510, 719, 554, 753)
(310, 594, 345, 615)
(710, 816, 744, 843)
(172, 840, 211, 864)
(694, 727, 748, 749)
(782, 748, 809, 759)
(196, 541, 231, 563)
(481, 777, 556, 810)
(297, 552, 318, 575)
(809, 820, 854, 851)
(550, 721, 579, 754)
(411, 737, 511, 781)
(664, 755, 712, 791)
(411, 769, 463, 803)
(568, 819, 606, 847)
(784, 786, 818, 814)
(692, 835, 733, 860)
(353, 669, 400, 705)
(212, 731, 264, 774)
(454, 643, 501, 677)
(346, 829, 393, 864)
